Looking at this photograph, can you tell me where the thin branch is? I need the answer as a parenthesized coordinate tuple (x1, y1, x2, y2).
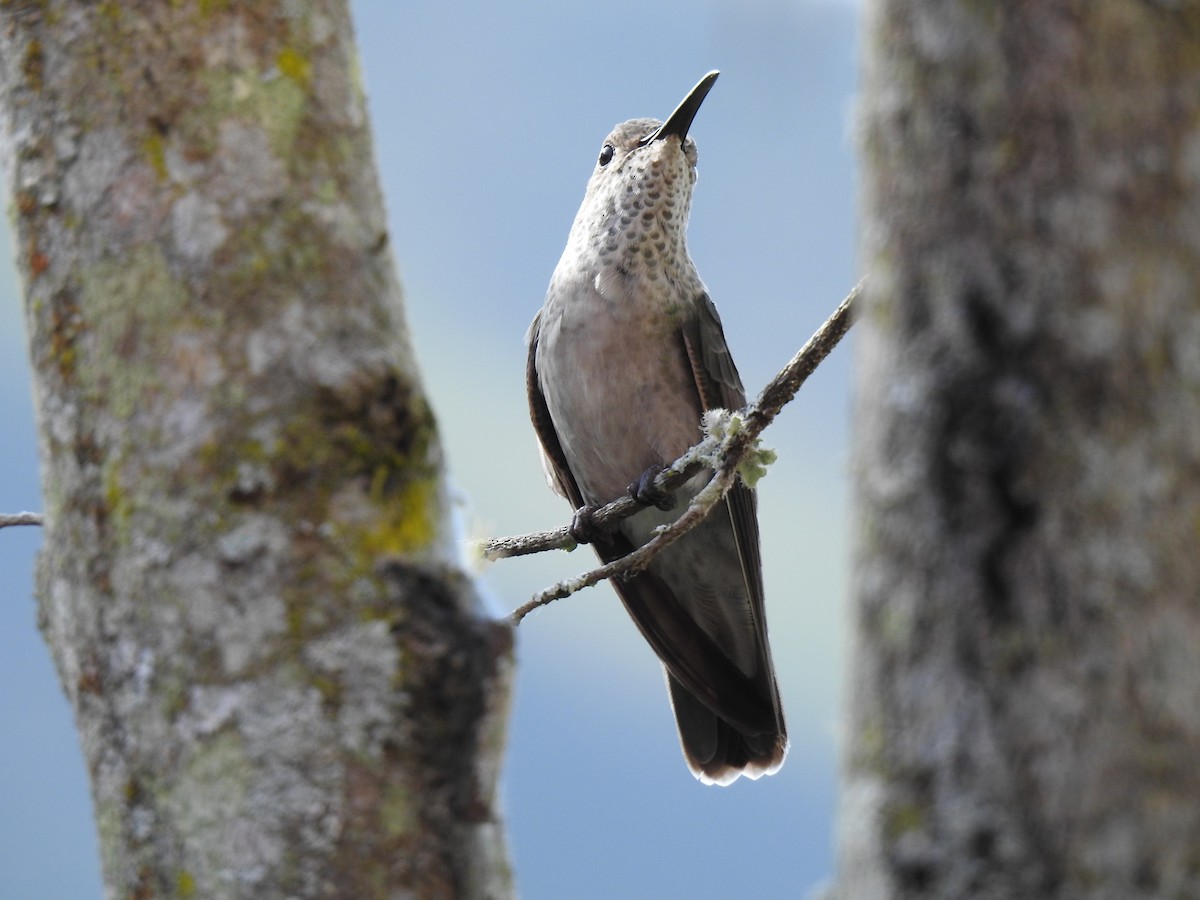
(508, 465, 738, 625)
(0, 512, 44, 528)
(743, 278, 861, 437)
(499, 278, 863, 626)
(479, 442, 711, 561)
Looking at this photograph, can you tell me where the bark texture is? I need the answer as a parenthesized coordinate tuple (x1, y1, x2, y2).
(839, 2, 1200, 898)
(0, 2, 513, 897)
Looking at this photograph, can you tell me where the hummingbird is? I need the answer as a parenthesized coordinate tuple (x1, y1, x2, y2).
(526, 71, 787, 785)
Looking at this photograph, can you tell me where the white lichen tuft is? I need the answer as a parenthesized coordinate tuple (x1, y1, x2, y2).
(701, 407, 736, 440)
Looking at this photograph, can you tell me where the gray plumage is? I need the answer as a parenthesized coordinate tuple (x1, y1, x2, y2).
(527, 72, 787, 785)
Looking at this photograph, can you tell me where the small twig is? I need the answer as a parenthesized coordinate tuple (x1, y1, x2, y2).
(508, 465, 738, 625)
(479, 441, 712, 561)
(499, 278, 863, 626)
(0, 512, 44, 528)
(743, 278, 861, 437)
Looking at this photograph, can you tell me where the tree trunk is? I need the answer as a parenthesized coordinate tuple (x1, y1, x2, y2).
(0, 2, 513, 897)
(838, 2, 1200, 898)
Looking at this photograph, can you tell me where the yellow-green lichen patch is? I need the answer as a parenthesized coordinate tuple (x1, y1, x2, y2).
(22, 38, 44, 90)
(852, 717, 888, 774)
(46, 290, 84, 383)
(93, 790, 125, 880)
(315, 177, 340, 206)
(348, 47, 366, 101)
(101, 452, 133, 546)
(196, 0, 231, 15)
(959, 0, 1001, 30)
(380, 783, 416, 839)
(141, 131, 168, 181)
(177, 869, 197, 897)
(76, 244, 192, 418)
(285, 597, 307, 639)
(196, 434, 268, 484)
(216, 207, 339, 322)
(874, 596, 917, 650)
(195, 66, 308, 159)
(271, 378, 439, 505)
(311, 671, 343, 710)
(356, 472, 439, 558)
(317, 472, 442, 596)
(884, 799, 928, 840)
(160, 670, 191, 721)
(276, 47, 311, 88)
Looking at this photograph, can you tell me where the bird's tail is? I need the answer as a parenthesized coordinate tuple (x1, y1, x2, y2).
(667, 673, 787, 786)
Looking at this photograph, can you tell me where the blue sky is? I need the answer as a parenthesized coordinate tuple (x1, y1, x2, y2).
(0, 2, 860, 896)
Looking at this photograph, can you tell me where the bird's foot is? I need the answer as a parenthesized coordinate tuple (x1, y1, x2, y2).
(569, 504, 613, 545)
(628, 464, 677, 511)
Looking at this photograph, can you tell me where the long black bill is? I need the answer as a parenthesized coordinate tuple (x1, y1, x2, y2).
(640, 70, 719, 145)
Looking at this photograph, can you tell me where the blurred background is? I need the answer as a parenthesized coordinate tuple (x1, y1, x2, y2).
(0, 1, 859, 896)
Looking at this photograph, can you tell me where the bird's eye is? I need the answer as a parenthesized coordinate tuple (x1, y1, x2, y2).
(598, 144, 615, 167)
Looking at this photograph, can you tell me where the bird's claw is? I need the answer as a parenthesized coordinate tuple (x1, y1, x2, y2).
(569, 504, 612, 545)
(628, 464, 677, 511)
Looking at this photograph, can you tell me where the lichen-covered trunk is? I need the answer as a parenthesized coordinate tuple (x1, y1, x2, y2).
(0, 2, 513, 897)
(838, 2, 1200, 898)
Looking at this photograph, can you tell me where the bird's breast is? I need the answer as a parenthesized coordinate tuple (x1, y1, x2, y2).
(537, 271, 704, 505)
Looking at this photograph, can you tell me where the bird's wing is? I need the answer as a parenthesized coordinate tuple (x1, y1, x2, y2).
(678, 293, 772, 689)
(617, 292, 785, 743)
(526, 310, 585, 510)
(681, 292, 748, 412)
